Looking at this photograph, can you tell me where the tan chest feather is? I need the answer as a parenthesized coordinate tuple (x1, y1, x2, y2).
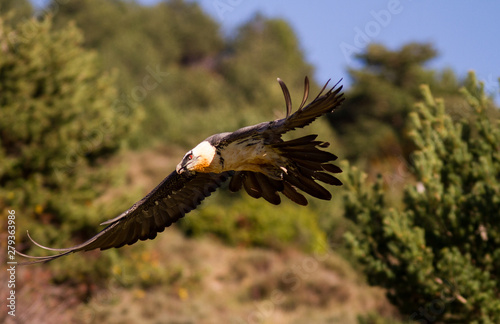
(222, 140, 281, 173)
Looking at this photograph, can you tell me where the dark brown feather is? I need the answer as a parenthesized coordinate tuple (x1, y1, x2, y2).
(321, 163, 342, 173)
(278, 78, 293, 118)
(282, 150, 338, 163)
(254, 173, 282, 205)
(228, 171, 245, 192)
(271, 134, 319, 147)
(297, 166, 342, 186)
(243, 172, 262, 199)
(298, 76, 310, 109)
(282, 182, 308, 206)
(283, 173, 332, 200)
(294, 159, 329, 171)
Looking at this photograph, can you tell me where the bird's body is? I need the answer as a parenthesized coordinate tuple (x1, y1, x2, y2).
(194, 135, 284, 176)
(17, 77, 345, 264)
(217, 139, 281, 174)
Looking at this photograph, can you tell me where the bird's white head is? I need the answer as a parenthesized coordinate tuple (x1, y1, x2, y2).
(176, 141, 218, 174)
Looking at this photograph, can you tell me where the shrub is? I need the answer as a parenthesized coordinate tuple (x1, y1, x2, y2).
(179, 193, 328, 254)
(343, 72, 500, 323)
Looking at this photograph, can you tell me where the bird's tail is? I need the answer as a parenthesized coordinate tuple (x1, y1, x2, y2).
(228, 134, 342, 205)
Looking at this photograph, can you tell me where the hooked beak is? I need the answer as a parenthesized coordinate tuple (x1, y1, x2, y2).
(176, 163, 186, 174)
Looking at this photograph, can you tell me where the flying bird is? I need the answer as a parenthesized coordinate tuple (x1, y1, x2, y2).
(16, 77, 344, 264)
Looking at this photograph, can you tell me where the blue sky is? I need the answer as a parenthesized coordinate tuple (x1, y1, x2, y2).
(31, 0, 500, 98)
(195, 0, 500, 98)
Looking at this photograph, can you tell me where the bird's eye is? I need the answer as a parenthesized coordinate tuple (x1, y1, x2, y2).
(187, 154, 193, 160)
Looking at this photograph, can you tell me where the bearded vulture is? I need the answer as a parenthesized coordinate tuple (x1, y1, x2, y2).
(17, 77, 344, 264)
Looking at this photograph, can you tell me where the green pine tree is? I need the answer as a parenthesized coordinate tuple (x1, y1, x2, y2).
(329, 43, 468, 163)
(342, 72, 500, 323)
(0, 15, 138, 279)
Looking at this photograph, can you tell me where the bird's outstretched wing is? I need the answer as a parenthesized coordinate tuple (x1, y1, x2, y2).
(221, 77, 344, 143)
(275, 76, 344, 133)
(16, 171, 231, 264)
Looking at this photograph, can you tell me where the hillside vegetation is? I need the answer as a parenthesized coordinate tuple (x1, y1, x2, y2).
(1, 1, 498, 323)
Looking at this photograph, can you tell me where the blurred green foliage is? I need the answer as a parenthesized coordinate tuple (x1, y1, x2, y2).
(0, 0, 32, 23)
(179, 192, 328, 254)
(343, 72, 500, 322)
(49, 0, 316, 149)
(328, 42, 481, 164)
